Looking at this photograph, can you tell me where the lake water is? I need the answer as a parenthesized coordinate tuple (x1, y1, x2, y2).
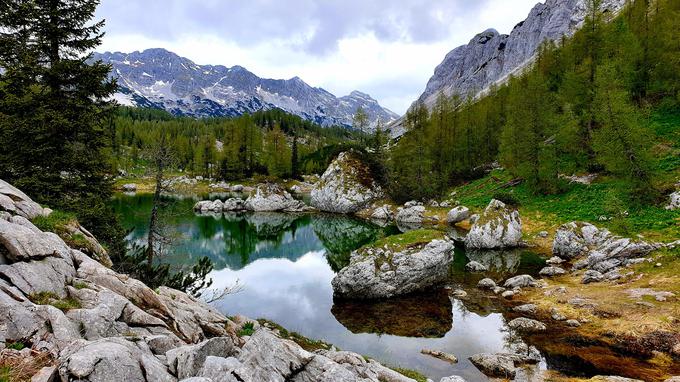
(112, 193, 555, 381)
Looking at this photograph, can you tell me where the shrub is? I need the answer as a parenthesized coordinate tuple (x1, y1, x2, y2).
(238, 322, 255, 337)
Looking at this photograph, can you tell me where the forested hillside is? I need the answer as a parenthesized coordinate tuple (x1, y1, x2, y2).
(388, 0, 679, 207)
(111, 107, 370, 180)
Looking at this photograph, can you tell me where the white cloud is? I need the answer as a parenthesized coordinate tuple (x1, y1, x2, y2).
(97, 0, 542, 114)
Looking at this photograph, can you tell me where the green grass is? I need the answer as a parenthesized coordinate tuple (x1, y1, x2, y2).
(389, 367, 428, 382)
(361, 229, 445, 253)
(31, 210, 77, 233)
(0, 366, 10, 382)
(28, 291, 81, 312)
(4, 342, 24, 351)
(451, 170, 679, 242)
(238, 322, 255, 337)
(257, 319, 332, 352)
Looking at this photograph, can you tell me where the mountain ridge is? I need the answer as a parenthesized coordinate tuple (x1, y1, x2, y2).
(94, 48, 398, 131)
(389, 0, 626, 136)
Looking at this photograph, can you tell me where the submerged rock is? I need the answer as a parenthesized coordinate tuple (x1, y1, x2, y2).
(469, 352, 539, 379)
(465, 261, 488, 272)
(464, 199, 522, 249)
(332, 239, 454, 299)
(311, 152, 384, 214)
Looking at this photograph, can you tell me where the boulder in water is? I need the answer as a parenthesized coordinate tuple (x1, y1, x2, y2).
(464, 199, 522, 249)
(311, 152, 383, 214)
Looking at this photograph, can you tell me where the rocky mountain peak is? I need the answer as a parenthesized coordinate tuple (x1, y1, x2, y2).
(94, 49, 397, 131)
(389, 0, 626, 136)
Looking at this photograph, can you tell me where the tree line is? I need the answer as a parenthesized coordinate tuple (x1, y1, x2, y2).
(387, 0, 679, 204)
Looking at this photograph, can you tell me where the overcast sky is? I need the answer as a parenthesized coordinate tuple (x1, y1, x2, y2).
(96, 0, 541, 115)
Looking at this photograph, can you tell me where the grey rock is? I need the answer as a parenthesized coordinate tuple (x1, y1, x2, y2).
(477, 278, 497, 289)
(501, 290, 515, 299)
(0, 179, 50, 219)
(503, 275, 537, 289)
(465, 261, 488, 273)
(395, 205, 426, 224)
(370, 205, 393, 221)
(513, 304, 537, 315)
(539, 266, 566, 277)
(582, 270, 604, 284)
(0, 256, 75, 298)
(0, 219, 71, 262)
(550, 308, 567, 321)
(446, 207, 471, 225)
(566, 319, 581, 327)
(198, 356, 242, 382)
(468, 352, 539, 379)
(235, 329, 314, 382)
(332, 240, 454, 299)
(245, 184, 306, 212)
(122, 184, 137, 192)
(546, 256, 565, 265)
(507, 318, 547, 332)
(58, 337, 174, 382)
(311, 152, 384, 214)
(666, 191, 680, 210)
(166, 337, 235, 380)
(464, 200, 522, 249)
(492, 286, 506, 295)
(440, 377, 466, 382)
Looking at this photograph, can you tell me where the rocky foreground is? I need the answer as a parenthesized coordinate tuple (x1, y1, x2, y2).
(0, 180, 438, 382)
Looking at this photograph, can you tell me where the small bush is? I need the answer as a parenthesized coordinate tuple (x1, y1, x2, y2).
(492, 191, 521, 207)
(238, 322, 255, 337)
(5, 342, 25, 351)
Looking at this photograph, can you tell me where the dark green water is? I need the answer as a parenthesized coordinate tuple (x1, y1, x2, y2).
(112, 193, 552, 381)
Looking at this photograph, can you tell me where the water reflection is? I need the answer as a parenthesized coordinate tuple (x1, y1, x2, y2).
(111, 193, 547, 381)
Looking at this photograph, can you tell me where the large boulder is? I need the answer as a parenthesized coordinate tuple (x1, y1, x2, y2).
(0, 218, 71, 262)
(332, 239, 454, 299)
(58, 337, 175, 382)
(395, 205, 425, 224)
(0, 179, 51, 219)
(464, 200, 522, 249)
(166, 337, 235, 379)
(245, 184, 307, 212)
(311, 152, 384, 214)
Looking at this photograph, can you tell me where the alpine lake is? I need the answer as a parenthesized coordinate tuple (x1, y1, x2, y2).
(111, 192, 639, 382)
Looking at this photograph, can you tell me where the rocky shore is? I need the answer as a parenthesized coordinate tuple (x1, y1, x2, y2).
(0, 180, 436, 382)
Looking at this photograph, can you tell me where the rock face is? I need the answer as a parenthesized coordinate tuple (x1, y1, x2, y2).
(332, 239, 454, 299)
(0, 179, 51, 219)
(94, 49, 398, 130)
(0, 180, 418, 382)
(311, 152, 384, 214)
(464, 200, 522, 249)
(390, 0, 626, 136)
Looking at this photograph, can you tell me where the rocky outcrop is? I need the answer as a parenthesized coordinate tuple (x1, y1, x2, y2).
(244, 184, 308, 212)
(332, 239, 454, 299)
(464, 199, 522, 249)
(395, 204, 425, 224)
(552, 222, 660, 282)
(0, 180, 417, 382)
(0, 179, 51, 219)
(390, 0, 626, 136)
(311, 152, 384, 214)
(370, 204, 393, 221)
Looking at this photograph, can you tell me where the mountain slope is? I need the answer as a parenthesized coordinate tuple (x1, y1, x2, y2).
(94, 48, 398, 131)
(389, 0, 626, 136)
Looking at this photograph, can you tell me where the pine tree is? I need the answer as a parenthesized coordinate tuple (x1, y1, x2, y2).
(0, 0, 116, 205)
